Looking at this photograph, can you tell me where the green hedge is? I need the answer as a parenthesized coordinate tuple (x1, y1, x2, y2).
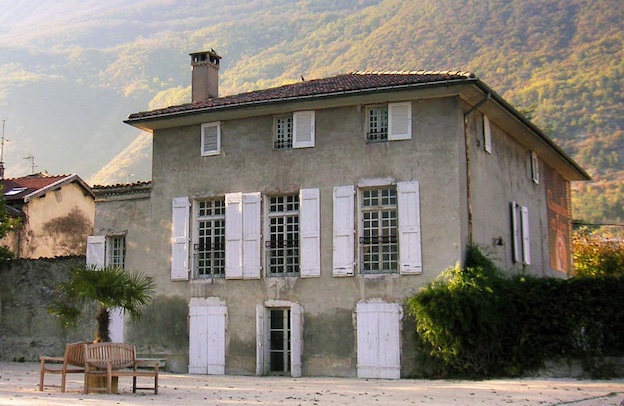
(406, 246, 624, 378)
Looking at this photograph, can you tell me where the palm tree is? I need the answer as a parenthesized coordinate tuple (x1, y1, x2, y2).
(50, 264, 156, 342)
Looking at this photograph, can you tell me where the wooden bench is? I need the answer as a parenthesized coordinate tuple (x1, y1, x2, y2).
(84, 342, 159, 394)
(39, 341, 90, 392)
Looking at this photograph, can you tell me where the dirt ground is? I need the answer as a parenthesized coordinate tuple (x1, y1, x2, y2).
(1, 362, 623, 405)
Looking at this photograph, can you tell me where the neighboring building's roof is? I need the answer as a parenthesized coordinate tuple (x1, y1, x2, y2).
(127, 71, 477, 120)
(0, 173, 94, 203)
(92, 181, 152, 202)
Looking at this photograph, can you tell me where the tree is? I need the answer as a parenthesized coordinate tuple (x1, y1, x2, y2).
(573, 229, 624, 278)
(0, 187, 20, 260)
(50, 265, 156, 342)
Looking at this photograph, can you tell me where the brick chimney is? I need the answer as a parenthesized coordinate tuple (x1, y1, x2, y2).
(190, 49, 221, 102)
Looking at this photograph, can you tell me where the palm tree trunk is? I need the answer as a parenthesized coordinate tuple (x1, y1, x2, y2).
(95, 306, 110, 342)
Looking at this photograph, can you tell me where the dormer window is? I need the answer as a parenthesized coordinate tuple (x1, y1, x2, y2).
(4, 187, 26, 196)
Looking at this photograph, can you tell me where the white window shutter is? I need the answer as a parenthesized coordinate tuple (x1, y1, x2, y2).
(255, 305, 266, 376)
(483, 115, 492, 153)
(521, 205, 531, 265)
(171, 197, 190, 281)
(189, 300, 208, 374)
(333, 185, 355, 276)
(201, 122, 221, 156)
(388, 102, 412, 140)
(531, 152, 540, 184)
(86, 235, 105, 267)
(290, 303, 303, 377)
(511, 202, 521, 263)
(225, 193, 243, 279)
(299, 188, 320, 278)
(242, 192, 262, 279)
(397, 181, 422, 274)
(293, 111, 315, 148)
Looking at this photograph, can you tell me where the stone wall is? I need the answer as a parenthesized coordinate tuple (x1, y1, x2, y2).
(0, 256, 93, 361)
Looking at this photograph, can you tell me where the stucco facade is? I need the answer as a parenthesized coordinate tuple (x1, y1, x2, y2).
(1, 174, 94, 259)
(95, 64, 588, 377)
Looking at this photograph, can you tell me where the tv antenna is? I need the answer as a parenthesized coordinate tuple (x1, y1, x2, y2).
(0, 117, 7, 179)
(23, 155, 36, 174)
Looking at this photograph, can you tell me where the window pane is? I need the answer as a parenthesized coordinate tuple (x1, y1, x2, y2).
(267, 195, 299, 275)
(195, 199, 225, 278)
(275, 116, 293, 149)
(367, 107, 388, 142)
(360, 187, 398, 273)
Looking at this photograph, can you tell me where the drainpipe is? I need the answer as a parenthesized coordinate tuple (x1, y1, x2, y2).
(463, 92, 491, 246)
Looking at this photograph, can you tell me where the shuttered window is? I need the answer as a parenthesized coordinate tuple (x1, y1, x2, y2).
(171, 197, 190, 281)
(511, 202, 531, 265)
(201, 122, 221, 156)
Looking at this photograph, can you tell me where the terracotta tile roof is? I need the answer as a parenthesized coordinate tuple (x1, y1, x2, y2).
(127, 71, 477, 120)
(0, 173, 93, 202)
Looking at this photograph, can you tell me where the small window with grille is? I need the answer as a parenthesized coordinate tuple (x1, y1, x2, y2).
(274, 116, 294, 149)
(366, 106, 388, 142)
(107, 235, 125, 268)
(266, 195, 299, 276)
(360, 187, 398, 274)
(194, 199, 226, 278)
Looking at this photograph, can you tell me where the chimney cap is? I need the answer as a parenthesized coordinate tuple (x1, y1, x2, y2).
(190, 49, 221, 65)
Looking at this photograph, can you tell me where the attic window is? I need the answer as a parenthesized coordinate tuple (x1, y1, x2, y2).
(4, 187, 26, 196)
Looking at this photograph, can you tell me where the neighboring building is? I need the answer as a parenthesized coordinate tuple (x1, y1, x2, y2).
(1, 173, 94, 259)
(93, 50, 589, 378)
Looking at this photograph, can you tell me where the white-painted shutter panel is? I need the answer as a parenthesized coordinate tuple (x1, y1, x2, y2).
(189, 299, 227, 375)
(531, 152, 540, 184)
(290, 304, 303, 377)
(397, 181, 422, 274)
(293, 111, 315, 148)
(225, 193, 243, 279)
(388, 101, 412, 140)
(356, 302, 402, 379)
(299, 188, 320, 278)
(171, 197, 190, 281)
(109, 308, 124, 343)
(86, 235, 105, 267)
(333, 185, 354, 276)
(201, 122, 220, 156)
(521, 205, 531, 265)
(511, 202, 521, 263)
(189, 301, 208, 374)
(242, 192, 261, 279)
(255, 305, 266, 376)
(483, 115, 492, 153)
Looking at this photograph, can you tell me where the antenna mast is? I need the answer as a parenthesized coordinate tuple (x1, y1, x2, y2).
(23, 155, 35, 175)
(0, 117, 6, 179)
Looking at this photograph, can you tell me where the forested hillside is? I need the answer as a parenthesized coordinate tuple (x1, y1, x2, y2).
(0, 0, 621, 222)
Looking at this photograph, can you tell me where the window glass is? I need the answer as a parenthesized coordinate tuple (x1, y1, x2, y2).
(360, 187, 398, 273)
(267, 195, 299, 275)
(274, 116, 293, 149)
(366, 106, 388, 142)
(195, 199, 226, 278)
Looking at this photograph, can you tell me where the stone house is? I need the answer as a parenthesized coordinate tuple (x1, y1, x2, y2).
(92, 50, 589, 377)
(0, 172, 94, 259)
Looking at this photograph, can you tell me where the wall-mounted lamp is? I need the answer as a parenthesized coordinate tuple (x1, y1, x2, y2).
(494, 236, 504, 246)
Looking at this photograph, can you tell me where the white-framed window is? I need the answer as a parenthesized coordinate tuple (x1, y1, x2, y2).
(332, 180, 422, 277)
(266, 195, 300, 276)
(531, 151, 540, 184)
(511, 201, 531, 265)
(201, 122, 221, 156)
(274, 111, 315, 150)
(366, 102, 412, 142)
(360, 187, 398, 274)
(366, 105, 389, 142)
(193, 198, 226, 278)
(483, 114, 492, 153)
(107, 235, 126, 268)
(274, 116, 293, 149)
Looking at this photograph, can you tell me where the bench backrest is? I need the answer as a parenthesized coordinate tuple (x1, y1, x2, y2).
(64, 341, 90, 368)
(86, 343, 136, 369)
